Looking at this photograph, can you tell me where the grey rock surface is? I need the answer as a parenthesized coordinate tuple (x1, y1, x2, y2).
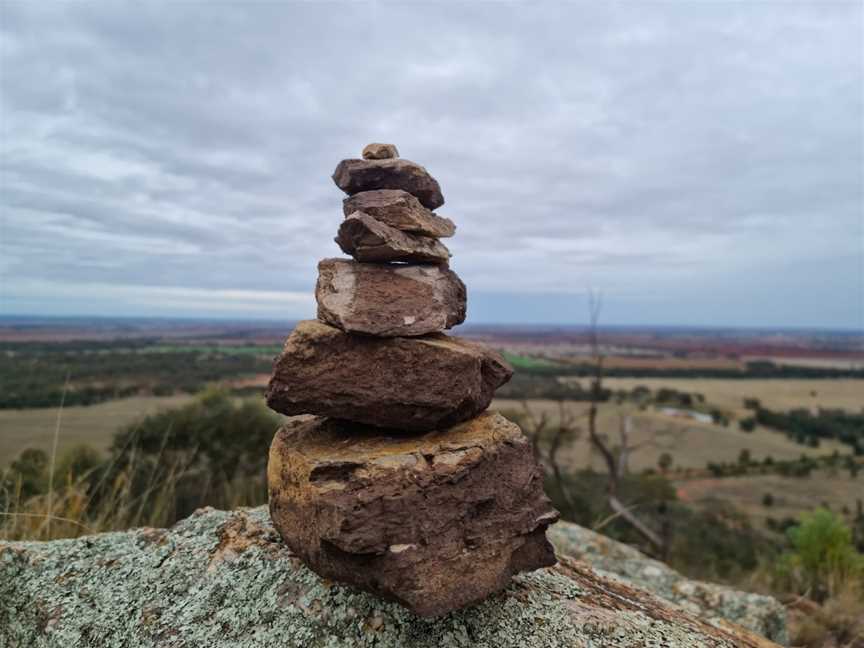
(0, 507, 782, 648)
(549, 523, 788, 645)
(316, 258, 466, 336)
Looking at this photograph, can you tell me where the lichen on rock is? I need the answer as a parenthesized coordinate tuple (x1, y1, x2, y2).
(0, 506, 783, 647)
(549, 521, 788, 646)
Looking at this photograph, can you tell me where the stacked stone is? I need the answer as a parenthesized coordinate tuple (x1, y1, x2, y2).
(265, 143, 559, 617)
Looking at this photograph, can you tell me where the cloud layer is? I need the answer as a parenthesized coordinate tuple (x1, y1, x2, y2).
(1, 2, 861, 327)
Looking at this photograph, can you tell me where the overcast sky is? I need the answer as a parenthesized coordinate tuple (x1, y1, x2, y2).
(1, 2, 862, 328)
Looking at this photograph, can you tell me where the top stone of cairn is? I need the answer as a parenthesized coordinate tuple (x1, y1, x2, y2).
(362, 142, 399, 159)
(332, 147, 444, 210)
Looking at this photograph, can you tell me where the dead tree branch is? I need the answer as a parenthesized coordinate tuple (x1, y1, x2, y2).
(585, 290, 666, 555)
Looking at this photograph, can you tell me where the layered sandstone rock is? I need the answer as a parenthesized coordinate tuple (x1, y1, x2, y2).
(268, 411, 558, 617)
(336, 212, 451, 264)
(343, 189, 455, 238)
(263, 144, 551, 617)
(332, 157, 445, 209)
(265, 320, 511, 431)
(316, 258, 466, 336)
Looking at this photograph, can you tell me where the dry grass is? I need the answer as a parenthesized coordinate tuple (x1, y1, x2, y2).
(675, 471, 864, 528)
(0, 395, 195, 466)
(596, 377, 864, 412)
(492, 398, 850, 472)
(0, 452, 265, 542)
(785, 585, 864, 648)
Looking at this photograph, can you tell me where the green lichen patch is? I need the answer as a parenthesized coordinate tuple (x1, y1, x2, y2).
(0, 507, 776, 648)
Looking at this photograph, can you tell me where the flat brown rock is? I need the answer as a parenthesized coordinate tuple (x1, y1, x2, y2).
(335, 212, 450, 264)
(265, 320, 512, 431)
(343, 190, 455, 238)
(362, 142, 399, 159)
(332, 158, 445, 209)
(316, 258, 466, 337)
(268, 411, 559, 617)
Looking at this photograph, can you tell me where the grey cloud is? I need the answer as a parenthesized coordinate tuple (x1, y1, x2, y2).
(0, 1, 861, 325)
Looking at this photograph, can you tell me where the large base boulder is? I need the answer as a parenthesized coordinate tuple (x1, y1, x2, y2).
(265, 320, 512, 432)
(0, 507, 783, 648)
(548, 524, 788, 644)
(316, 258, 466, 337)
(343, 189, 455, 238)
(267, 411, 559, 617)
(332, 158, 445, 209)
(336, 212, 450, 264)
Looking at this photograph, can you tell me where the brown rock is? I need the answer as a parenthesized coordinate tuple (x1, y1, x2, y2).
(265, 320, 512, 431)
(335, 212, 450, 264)
(343, 190, 456, 238)
(316, 258, 466, 337)
(362, 143, 399, 159)
(332, 158, 445, 209)
(267, 411, 559, 617)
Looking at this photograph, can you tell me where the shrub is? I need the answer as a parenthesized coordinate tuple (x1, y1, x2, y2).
(3, 448, 49, 499)
(774, 509, 864, 601)
(657, 452, 673, 473)
(738, 417, 756, 432)
(1, 390, 279, 541)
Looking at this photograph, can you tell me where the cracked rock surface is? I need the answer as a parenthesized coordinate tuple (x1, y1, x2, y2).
(268, 411, 559, 617)
(548, 523, 789, 645)
(265, 320, 512, 432)
(316, 258, 466, 337)
(343, 189, 455, 238)
(336, 212, 451, 264)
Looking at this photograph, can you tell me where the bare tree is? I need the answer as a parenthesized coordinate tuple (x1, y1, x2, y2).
(517, 400, 583, 514)
(585, 290, 666, 556)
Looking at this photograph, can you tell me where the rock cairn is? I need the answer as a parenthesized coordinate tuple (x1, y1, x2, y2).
(265, 143, 559, 617)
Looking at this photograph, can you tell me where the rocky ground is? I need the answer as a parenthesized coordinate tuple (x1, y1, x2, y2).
(0, 506, 785, 647)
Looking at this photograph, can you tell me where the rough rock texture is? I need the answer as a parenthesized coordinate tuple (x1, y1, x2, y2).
(343, 190, 456, 238)
(362, 142, 399, 159)
(316, 258, 466, 337)
(336, 212, 451, 264)
(0, 507, 783, 648)
(332, 158, 445, 209)
(268, 411, 558, 617)
(549, 522, 789, 645)
(266, 320, 512, 432)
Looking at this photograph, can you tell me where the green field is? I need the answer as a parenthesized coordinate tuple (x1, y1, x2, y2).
(136, 345, 281, 355)
(501, 352, 559, 370)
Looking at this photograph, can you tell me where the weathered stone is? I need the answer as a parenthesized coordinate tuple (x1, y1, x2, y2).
(335, 212, 450, 264)
(343, 190, 456, 238)
(362, 142, 399, 159)
(265, 320, 512, 432)
(316, 258, 466, 337)
(0, 506, 784, 647)
(268, 411, 559, 617)
(332, 158, 445, 209)
(548, 522, 789, 645)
